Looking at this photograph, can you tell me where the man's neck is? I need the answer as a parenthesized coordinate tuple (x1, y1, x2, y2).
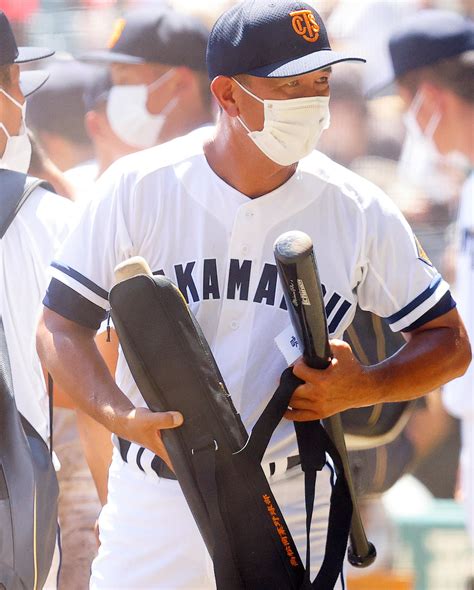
(158, 97, 214, 146)
(203, 119, 297, 199)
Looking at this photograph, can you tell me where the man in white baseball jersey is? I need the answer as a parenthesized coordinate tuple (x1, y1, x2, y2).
(0, 10, 75, 445)
(0, 11, 77, 587)
(37, 2, 471, 588)
(387, 9, 474, 545)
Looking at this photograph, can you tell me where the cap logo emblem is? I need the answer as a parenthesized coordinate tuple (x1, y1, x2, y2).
(290, 10, 320, 43)
(108, 18, 126, 49)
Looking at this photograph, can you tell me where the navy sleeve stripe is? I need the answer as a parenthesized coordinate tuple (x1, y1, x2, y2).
(385, 275, 442, 325)
(402, 290, 456, 332)
(51, 261, 109, 301)
(43, 278, 107, 330)
(328, 300, 351, 334)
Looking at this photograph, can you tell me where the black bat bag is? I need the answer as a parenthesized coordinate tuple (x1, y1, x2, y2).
(109, 274, 353, 590)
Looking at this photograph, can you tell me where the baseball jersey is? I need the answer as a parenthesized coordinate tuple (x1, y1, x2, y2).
(44, 127, 454, 464)
(0, 186, 75, 441)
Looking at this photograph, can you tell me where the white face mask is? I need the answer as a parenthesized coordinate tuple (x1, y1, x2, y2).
(398, 90, 442, 186)
(0, 89, 32, 174)
(398, 90, 459, 203)
(106, 69, 178, 149)
(233, 78, 330, 166)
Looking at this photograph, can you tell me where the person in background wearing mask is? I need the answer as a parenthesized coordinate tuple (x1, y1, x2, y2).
(26, 60, 98, 196)
(388, 9, 474, 547)
(70, 7, 217, 513)
(37, 2, 470, 588)
(0, 10, 77, 587)
(80, 8, 214, 153)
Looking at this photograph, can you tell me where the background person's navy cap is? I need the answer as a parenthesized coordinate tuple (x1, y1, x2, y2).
(206, 0, 365, 80)
(389, 9, 474, 80)
(83, 68, 112, 112)
(27, 60, 102, 144)
(80, 9, 209, 72)
(0, 11, 54, 96)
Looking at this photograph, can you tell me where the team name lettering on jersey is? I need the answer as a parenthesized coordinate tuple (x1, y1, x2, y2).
(154, 258, 351, 333)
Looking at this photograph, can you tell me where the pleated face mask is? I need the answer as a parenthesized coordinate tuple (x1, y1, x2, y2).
(106, 69, 177, 149)
(233, 78, 330, 166)
(0, 89, 31, 174)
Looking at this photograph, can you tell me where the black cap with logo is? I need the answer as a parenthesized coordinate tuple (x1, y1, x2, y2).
(0, 11, 54, 96)
(206, 0, 365, 80)
(80, 9, 209, 72)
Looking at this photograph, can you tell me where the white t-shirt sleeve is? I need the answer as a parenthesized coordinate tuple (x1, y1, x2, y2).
(44, 162, 137, 329)
(357, 189, 452, 332)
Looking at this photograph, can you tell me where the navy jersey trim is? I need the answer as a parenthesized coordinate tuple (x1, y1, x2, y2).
(402, 290, 456, 332)
(385, 275, 442, 326)
(43, 278, 107, 330)
(51, 261, 109, 301)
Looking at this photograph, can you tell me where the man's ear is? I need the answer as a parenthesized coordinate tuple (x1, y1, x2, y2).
(85, 110, 113, 142)
(210, 76, 240, 117)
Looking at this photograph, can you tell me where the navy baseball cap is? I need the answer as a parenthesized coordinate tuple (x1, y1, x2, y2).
(80, 9, 209, 72)
(207, 0, 365, 80)
(389, 9, 474, 80)
(83, 68, 112, 112)
(1, 11, 54, 96)
(27, 61, 102, 144)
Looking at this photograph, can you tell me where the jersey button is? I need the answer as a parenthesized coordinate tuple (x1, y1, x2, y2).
(230, 320, 239, 330)
(241, 244, 249, 254)
(245, 211, 254, 218)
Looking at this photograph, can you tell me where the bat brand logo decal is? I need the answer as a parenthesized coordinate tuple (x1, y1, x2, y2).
(297, 279, 311, 306)
(288, 280, 298, 307)
(108, 18, 126, 49)
(290, 10, 320, 43)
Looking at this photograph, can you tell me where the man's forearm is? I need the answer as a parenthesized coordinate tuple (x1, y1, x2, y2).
(365, 322, 471, 407)
(37, 312, 134, 438)
(290, 309, 471, 421)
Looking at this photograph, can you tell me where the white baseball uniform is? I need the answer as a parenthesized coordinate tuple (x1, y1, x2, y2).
(1, 183, 75, 590)
(44, 127, 454, 589)
(443, 172, 474, 545)
(0, 184, 75, 441)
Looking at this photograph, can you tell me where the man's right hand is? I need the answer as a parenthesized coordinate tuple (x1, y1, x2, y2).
(120, 407, 184, 471)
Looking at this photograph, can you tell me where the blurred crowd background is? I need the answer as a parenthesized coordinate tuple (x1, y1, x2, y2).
(1, 1, 472, 589)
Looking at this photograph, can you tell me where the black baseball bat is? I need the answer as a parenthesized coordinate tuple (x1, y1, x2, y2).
(274, 230, 377, 568)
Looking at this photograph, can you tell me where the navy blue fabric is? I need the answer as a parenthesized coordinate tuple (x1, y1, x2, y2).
(390, 9, 474, 79)
(402, 290, 456, 332)
(80, 9, 209, 71)
(206, 0, 364, 79)
(0, 11, 53, 66)
(43, 278, 107, 331)
(386, 275, 443, 326)
(50, 262, 109, 301)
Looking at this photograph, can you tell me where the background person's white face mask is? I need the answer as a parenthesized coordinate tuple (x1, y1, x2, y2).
(397, 90, 452, 202)
(107, 70, 177, 149)
(398, 90, 441, 181)
(233, 78, 331, 166)
(0, 89, 32, 174)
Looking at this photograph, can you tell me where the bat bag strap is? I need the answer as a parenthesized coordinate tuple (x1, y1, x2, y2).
(245, 368, 353, 589)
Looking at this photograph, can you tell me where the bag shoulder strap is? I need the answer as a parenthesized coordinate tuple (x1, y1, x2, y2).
(0, 169, 54, 239)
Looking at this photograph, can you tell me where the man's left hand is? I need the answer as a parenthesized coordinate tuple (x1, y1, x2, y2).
(285, 339, 372, 421)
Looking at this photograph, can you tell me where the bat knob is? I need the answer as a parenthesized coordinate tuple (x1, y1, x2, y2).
(347, 542, 377, 568)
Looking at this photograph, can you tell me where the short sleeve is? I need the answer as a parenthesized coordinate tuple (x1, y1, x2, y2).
(43, 163, 135, 330)
(356, 191, 455, 332)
